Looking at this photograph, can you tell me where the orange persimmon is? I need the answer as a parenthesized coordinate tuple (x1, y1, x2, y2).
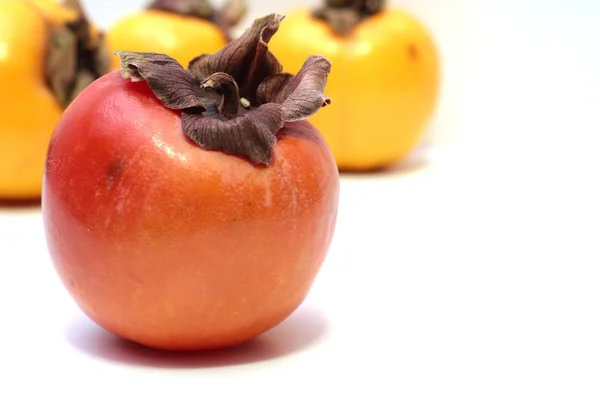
(0, 0, 110, 199)
(106, 0, 246, 71)
(43, 14, 339, 351)
(269, 0, 440, 170)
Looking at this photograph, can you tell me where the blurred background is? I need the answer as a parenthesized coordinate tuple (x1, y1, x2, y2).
(85, 0, 600, 155)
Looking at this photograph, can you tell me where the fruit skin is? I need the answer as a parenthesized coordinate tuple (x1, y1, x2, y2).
(106, 10, 227, 71)
(269, 8, 440, 171)
(42, 71, 339, 351)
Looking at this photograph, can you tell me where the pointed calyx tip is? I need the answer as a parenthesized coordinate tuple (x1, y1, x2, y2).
(116, 13, 332, 166)
(314, 0, 386, 35)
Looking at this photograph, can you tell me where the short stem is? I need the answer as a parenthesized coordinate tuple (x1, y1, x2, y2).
(200, 73, 241, 119)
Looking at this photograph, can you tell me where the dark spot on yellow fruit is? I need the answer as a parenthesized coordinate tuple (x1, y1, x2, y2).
(407, 43, 419, 60)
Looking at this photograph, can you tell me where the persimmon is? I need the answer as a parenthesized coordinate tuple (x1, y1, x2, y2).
(0, 0, 110, 199)
(106, 0, 247, 71)
(42, 14, 339, 351)
(269, 0, 440, 170)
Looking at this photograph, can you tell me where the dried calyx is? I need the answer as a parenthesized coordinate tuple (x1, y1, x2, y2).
(147, 0, 247, 42)
(313, 0, 385, 35)
(45, 0, 111, 108)
(116, 14, 332, 166)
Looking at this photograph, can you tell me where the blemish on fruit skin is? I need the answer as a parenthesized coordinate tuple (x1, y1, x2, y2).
(127, 270, 144, 284)
(407, 43, 420, 60)
(107, 158, 124, 189)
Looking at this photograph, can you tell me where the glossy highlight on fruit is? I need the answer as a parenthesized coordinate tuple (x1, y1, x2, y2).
(43, 14, 339, 351)
(269, 0, 440, 170)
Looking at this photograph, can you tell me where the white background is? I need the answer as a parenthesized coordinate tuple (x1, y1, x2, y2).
(1, 0, 600, 399)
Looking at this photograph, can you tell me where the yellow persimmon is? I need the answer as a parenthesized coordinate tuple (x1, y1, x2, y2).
(0, 0, 110, 199)
(269, 1, 440, 170)
(106, 0, 246, 70)
(26, 0, 78, 25)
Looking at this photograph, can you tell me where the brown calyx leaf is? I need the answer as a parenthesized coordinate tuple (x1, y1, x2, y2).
(115, 51, 283, 165)
(44, 0, 112, 108)
(189, 13, 284, 105)
(116, 51, 207, 111)
(313, 0, 386, 35)
(183, 103, 283, 165)
(115, 13, 332, 166)
(257, 55, 332, 122)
